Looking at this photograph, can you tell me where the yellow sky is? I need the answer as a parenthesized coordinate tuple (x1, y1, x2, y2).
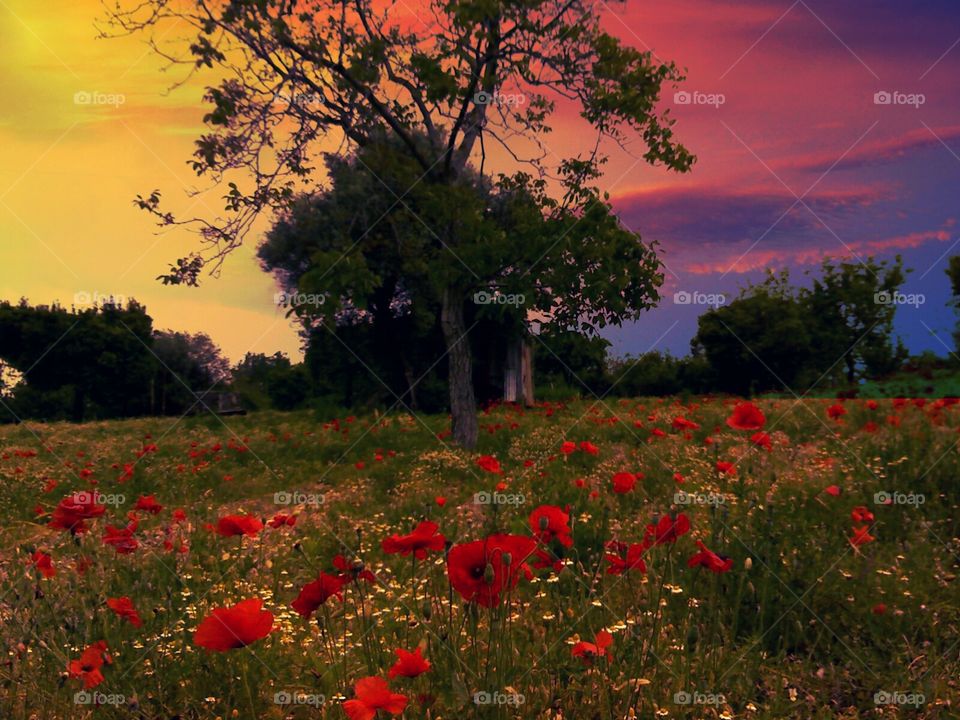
(0, 0, 304, 362)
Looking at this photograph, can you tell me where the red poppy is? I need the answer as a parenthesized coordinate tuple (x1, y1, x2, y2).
(193, 598, 274, 651)
(103, 519, 139, 554)
(851, 506, 875, 524)
(107, 596, 143, 628)
(447, 534, 537, 608)
(750, 431, 772, 450)
(672, 416, 700, 430)
(48, 492, 106, 535)
(172, 508, 187, 523)
(611, 472, 637, 494)
(571, 630, 613, 662)
(388, 647, 431, 678)
(872, 603, 887, 615)
(291, 572, 346, 618)
(216, 514, 263, 537)
(560, 441, 577, 455)
(824, 485, 842, 497)
(726, 401, 766, 431)
(333, 554, 376, 584)
(29, 550, 55, 578)
(579, 441, 599, 455)
(827, 403, 847, 420)
(435, 496, 447, 507)
(382, 520, 446, 559)
(645, 513, 691, 546)
(267, 513, 297, 528)
(604, 543, 647, 575)
(673, 472, 685, 484)
(134, 494, 163, 514)
(687, 540, 733, 573)
(850, 525, 875, 547)
(715, 461, 737, 476)
(476, 455, 503, 474)
(529, 505, 573, 548)
(68, 641, 111, 689)
(343, 676, 408, 720)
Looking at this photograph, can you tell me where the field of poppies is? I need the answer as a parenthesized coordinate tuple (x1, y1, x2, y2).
(1, 396, 958, 719)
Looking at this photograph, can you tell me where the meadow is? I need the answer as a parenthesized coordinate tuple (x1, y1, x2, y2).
(1, 397, 958, 719)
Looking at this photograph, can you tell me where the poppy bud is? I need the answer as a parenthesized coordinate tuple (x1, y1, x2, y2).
(483, 563, 495, 584)
(539, 516, 550, 531)
(744, 557, 753, 570)
(422, 602, 432, 620)
(501, 552, 512, 566)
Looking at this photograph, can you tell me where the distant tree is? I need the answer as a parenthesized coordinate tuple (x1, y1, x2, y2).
(805, 256, 908, 382)
(535, 328, 611, 396)
(232, 352, 311, 410)
(945, 255, 960, 355)
(107, 0, 694, 448)
(0, 299, 155, 421)
(693, 272, 817, 395)
(151, 331, 231, 414)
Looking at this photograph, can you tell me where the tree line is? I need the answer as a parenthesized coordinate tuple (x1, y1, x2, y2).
(0, 250, 951, 423)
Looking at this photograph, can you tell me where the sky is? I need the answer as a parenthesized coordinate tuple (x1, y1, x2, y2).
(1, 0, 959, 363)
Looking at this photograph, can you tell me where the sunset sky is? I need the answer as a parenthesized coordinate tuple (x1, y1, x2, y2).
(2, 0, 959, 363)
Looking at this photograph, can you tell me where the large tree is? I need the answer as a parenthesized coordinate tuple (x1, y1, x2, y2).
(107, 0, 694, 447)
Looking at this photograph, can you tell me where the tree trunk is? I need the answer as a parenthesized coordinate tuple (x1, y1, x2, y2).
(440, 287, 478, 449)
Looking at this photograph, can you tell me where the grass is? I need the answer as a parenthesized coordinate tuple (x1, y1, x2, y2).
(1, 398, 958, 719)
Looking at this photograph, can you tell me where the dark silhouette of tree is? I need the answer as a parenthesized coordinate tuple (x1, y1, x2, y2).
(104, 0, 694, 447)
